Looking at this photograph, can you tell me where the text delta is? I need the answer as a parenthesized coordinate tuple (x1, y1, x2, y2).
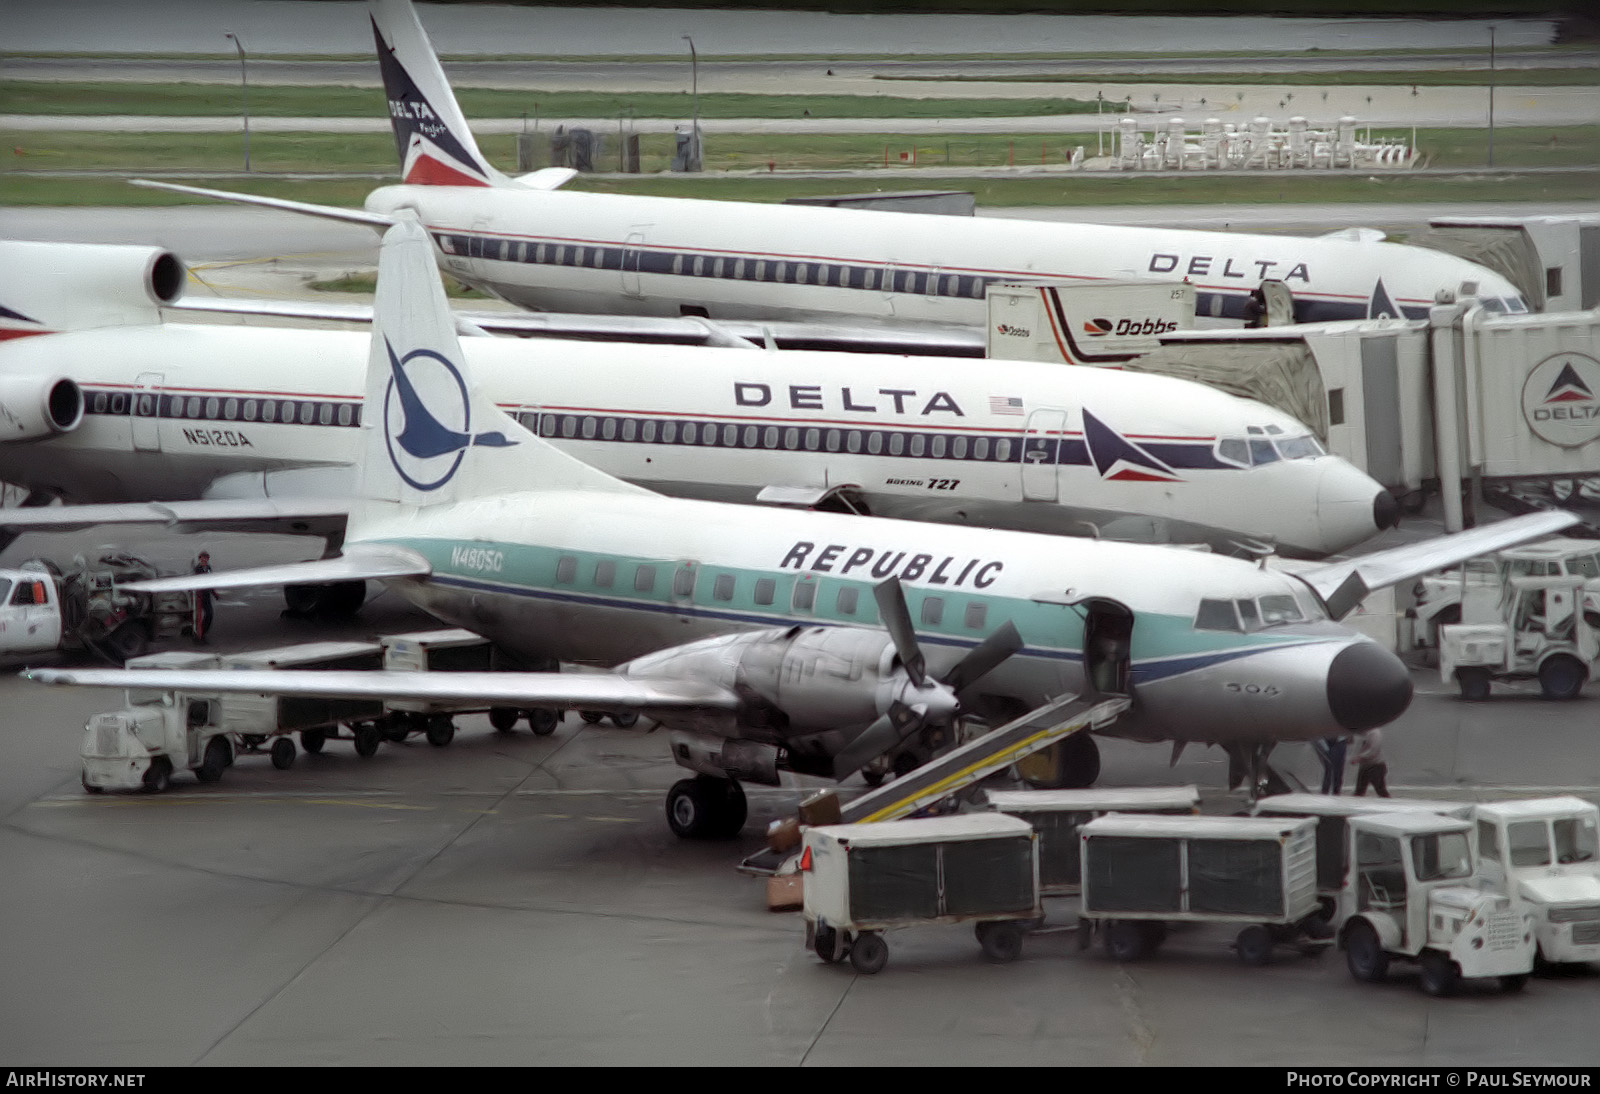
(735, 383, 963, 417)
(1149, 253, 1310, 284)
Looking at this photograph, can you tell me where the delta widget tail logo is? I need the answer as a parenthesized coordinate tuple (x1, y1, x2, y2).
(1082, 408, 1182, 483)
(0, 302, 47, 341)
(382, 336, 515, 491)
(372, 16, 493, 186)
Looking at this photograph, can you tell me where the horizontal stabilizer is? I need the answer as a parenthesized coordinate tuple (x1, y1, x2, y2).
(1296, 511, 1579, 612)
(121, 544, 429, 594)
(513, 167, 578, 191)
(1319, 227, 1387, 243)
(130, 180, 395, 230)
(27, 666, 738, 712)
(0, 498, 350, 535)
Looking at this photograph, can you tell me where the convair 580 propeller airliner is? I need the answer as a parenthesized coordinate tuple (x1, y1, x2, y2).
(28, 220, 1573, 838)
(140, 0, 1529, 346)
(0, 240, 1395, 573)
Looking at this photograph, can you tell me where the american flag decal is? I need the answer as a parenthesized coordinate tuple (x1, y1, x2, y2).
(989, 396, 1025, 416)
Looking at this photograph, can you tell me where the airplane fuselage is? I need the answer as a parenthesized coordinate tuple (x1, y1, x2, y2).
(365, 184, 1529, 329)
(0, 324, 1390, 557)
(362, 486, 1407, 748)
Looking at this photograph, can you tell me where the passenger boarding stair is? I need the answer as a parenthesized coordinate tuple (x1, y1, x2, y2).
(739, 691, 1129, 875)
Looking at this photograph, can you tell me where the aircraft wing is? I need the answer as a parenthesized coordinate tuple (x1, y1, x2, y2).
(120, 543, 430, 594)
(1294, 510, 1580, 618)
(130, 179, 395, 230)
(26, 666, 738, 713)
(0, 498, 350, 536)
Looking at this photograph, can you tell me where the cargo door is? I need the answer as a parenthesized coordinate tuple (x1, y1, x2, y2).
(1083, 598, 1134, 696)
(132, 372, 163, 452)
(1021, 408, 1066, 501)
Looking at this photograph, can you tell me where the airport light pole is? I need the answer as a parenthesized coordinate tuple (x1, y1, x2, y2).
(682, 34, 700, 171)
(224, 32, 250, 173)
(1487, 25, 1496, 167)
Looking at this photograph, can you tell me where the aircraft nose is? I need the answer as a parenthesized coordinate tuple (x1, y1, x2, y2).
(1326, 641, 1413, 731)
(1372, 488, 1400, 531)
(1317, 462, 1393, 550)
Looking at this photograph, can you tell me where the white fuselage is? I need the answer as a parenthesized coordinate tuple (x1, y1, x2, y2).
(0, 323, 1389, 556)
(366, 184, 1529, 329)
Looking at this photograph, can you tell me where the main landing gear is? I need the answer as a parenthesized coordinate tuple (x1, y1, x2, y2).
(665, 775, 747, 839)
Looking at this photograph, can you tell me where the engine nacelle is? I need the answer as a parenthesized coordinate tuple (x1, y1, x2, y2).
(0, 241, 185, 334)
(0, 374, 83, 441)
(621, 625, 900, 732)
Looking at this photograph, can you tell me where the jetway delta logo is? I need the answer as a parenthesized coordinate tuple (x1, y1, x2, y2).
(1522, 351, 1600, 448)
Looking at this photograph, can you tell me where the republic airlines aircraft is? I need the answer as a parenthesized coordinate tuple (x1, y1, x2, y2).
(141, 0, 1530, 347)
(29, 220, 1574, 837)
(0, 240, 1396, 591)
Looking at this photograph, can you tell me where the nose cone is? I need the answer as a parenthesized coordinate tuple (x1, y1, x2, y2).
(1327, 641, 1413, 731)
(1317, 462, 1394, 552)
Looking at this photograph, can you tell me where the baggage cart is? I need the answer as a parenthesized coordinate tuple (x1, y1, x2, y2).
(802, 813, 1040, 974)
(981, 786, 1199, 895)
(1079, 814, 1326, 965)
(379, 628, 560, 741)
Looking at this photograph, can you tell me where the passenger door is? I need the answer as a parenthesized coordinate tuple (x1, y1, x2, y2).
(132, 372, 163, 452)
(1021, 408, 1067, 502)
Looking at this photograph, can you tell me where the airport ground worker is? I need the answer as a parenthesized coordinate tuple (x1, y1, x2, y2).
(1352, 728, 1390, 797)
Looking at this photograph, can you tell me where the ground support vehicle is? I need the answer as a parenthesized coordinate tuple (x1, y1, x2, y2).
(378, 628, 562, 743)
(1335, 812, 1535, 995)
(1253, 793, 1472, 918)
(1078, 815, 1327, 966)
(0, 554, 192, 663)
(1473, 796, 1600, 968)
(1440, 574, 1597, 700)
(1413, 538, 1600, 651)
(980, 786, 1199, 897)
(78, 641, 385, 791)
(802, 814, 1040, 975)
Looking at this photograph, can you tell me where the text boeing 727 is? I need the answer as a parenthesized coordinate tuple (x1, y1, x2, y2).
(28, 220, 1574, 837)
(140, 0, 1530, 349)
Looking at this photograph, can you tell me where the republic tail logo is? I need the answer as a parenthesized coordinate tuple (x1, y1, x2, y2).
(371, 16, 493, 186)
(1081, 409, 1182, 483)
(382, 336, 515, 491)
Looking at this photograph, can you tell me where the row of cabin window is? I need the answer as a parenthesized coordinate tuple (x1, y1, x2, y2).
(90, 390, 360, 428)
(523, 412, 1018, 463)
(443, 233, 989, 300)
(551, 555, 990, 628)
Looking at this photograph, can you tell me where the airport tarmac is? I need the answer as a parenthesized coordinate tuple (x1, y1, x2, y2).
(1, 529, 1599, 1066)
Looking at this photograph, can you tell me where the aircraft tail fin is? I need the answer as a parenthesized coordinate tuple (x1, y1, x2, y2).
(352, 218, 644, 531)
(369, 0, 507, 188)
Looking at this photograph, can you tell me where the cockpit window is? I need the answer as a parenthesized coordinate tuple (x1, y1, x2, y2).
(1236, 597, 1260, 629)
(1505, 297, 1529, 314)
(1567, 553, 1600, 580)
(1480, 298, 1507, 314)
(1218, 439, 1249, 467)
(1276, 435, 1324, 460)
(1196, 599, 1240, 632)
(1258, 594, 1305, 625)
(1248, 439, 1280, 465)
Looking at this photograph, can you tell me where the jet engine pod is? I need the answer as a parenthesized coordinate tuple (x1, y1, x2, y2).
(0, 241, 186, 333)
(0, 374, 84, 441)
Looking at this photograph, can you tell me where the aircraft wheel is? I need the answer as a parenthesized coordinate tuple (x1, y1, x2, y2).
(849, 932, 888, 976)
(526, 709, 558, 736)
(282, 583, 324, 615)
(301, 729, 326, 754)
(142, 757, 172, 794)
(976, 921, 1025, 964)
(861, 768, 885, 788)
(353, 722, 382, 758)
(1419, 950, 1461, 997)
(1456, 668, 1492, 702)
(270, 737, 296, 770)
(81, 772, 103, 794)
(195, 737, 231, 784)
(1539, 654, 1587, 701)
(324, 581, 367, 616)
(580, 710, 606, 724)
(1236, 924, 1273, 967)
(1343, 921, 1389, 983)
(488, 707, 520, 733)
(891, 751, 920, 779)
(665, 776, 745, 839)
(425, 715, 455, 747)
(611, 711, 639, 728)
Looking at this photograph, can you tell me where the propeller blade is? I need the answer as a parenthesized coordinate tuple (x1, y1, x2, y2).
(831, 702, 924, 780)
(941, 621, 1024, 695)
(872, 577, 926, 687)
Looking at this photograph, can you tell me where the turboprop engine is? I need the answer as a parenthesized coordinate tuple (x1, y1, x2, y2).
(618, 578, 1022, 782)
(0, 374, 83, 441)
(0, 241, 186, 334)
